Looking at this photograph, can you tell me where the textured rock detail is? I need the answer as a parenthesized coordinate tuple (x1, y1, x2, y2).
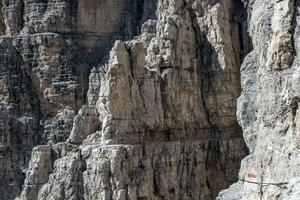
(0, 1, 156, 199)
(266, 0, 296, 70)
(0, 0, 250, 200)
(18, 145, 53, 200)
(218, 0, 300, 199)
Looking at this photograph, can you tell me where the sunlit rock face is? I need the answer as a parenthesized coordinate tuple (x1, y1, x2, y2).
(0, 0, 251, 200)
(218, 0, 300, 200)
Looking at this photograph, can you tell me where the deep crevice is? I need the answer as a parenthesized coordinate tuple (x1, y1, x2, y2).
(291, 0, 299, 59)
(232, 0, 253, 62)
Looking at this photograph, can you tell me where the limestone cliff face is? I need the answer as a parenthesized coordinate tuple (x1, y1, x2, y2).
(3, 0, 298, 200)
(218, 0, 300, 200)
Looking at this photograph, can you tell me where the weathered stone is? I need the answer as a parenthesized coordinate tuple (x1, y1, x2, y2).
(18, 145, 53, 200)
(218, 0, 300, 199)
(2, 0, 286, 200)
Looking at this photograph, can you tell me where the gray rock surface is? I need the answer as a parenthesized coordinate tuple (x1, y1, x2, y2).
(218, 0, 300, 199)
(3, 0, 299, 200)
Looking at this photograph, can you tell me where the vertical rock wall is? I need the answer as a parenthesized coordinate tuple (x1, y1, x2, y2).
(0, 0, 250, 200)
(218, 0, 300, 199)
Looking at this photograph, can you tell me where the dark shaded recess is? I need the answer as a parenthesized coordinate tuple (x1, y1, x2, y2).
(123, 0, 157, 39)
(67, 0, 78, 31)
(0, 44, 41, 199)
(291, 0, 299, 56)
(0, 4, 5, 34)
(9, 0, 25, 34)
(75, 152, 86, 200)
(136, 0, 145, 34)
(291, 97, 300, 117)
(231, 1, 252, 159)
(232, 0, 253, 62)
(7, 49, 41, 158)
(183, 0, 251, 199)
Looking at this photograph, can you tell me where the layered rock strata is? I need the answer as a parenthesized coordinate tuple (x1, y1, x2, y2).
(0, 0, 250, 200)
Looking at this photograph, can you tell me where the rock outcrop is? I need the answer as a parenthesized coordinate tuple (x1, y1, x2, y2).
(218, 0, 300, 199)
(4, 0, 299, 200)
